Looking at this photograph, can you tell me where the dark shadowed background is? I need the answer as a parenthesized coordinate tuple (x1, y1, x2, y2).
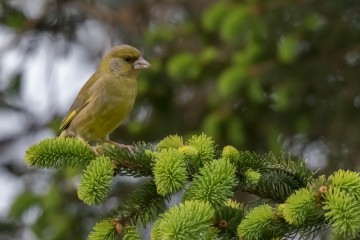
(0, 0, 360, 239)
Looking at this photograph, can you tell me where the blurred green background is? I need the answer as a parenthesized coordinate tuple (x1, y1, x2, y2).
(0, 0, 360, 239)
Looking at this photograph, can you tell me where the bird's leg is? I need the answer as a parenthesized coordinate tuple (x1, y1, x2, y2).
(71, 134, 103, 155)
(92, 144, 105, 156)
(102, 136, 135, 154)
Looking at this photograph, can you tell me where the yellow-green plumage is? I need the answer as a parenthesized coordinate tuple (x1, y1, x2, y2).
(58, 45, 150, 142)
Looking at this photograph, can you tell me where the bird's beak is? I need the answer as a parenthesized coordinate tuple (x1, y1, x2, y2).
(133, 57, 151, 70)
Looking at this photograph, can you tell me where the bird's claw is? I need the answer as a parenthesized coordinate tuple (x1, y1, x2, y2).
(92, 145, 104, 155)
(103, 139, 135, 154)
(117, 143, 135, 154)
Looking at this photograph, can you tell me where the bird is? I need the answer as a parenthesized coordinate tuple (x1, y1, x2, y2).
(57, 45, 151, 149)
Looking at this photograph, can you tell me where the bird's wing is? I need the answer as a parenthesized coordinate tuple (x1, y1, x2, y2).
(57, 96, 92, 136)
(57, 73, 98, 136)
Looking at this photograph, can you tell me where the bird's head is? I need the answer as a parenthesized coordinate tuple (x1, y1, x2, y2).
(98, 45, 151, 75)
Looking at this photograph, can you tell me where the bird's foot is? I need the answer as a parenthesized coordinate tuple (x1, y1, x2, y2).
(92, 145, 104, 155)
(103, 140, 135, 154)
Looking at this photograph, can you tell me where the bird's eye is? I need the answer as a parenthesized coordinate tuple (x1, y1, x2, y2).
(124, 57, 132, 62)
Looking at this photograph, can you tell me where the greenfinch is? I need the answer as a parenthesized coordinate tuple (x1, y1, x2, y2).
(58, 45, 150, 144)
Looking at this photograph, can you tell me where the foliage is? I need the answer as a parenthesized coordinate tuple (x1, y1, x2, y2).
(151, 200, 215, 240)
(183, 158, 237, 209)
(88, 219, 117, 240)
(22, 134, 360, 239)
(78, 156, 114, 205)
(25, 137, 95, 168)
(237, 204, 275, 240)
(112, 179, 168, 227)
(103, 142, 154, 177)
(281, 188, 319, 226)
(2, 0, 360, 239)
(153, 148, 187, 196)
(322, 170, 360, 237)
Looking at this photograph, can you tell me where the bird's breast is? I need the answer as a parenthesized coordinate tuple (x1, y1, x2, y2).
(77, 75, 138, 140)
(94, 76, 137, 122)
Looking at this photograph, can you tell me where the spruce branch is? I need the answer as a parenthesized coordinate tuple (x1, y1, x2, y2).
(88, 219, 117, 240)
(111, 180, 169, 227)
(151, 200, 216, 240)
(233, 151, 266, 172)
(77, 156, 114, 205)
(243, 169, 261, 185)
(103, 142, 154, 177)
(265, 153, 312, 187)
(186, 133, 216, 168)
(281, 188, 322, 226)
(24, 133, 360, 239)
(221, 145, 240, 162)
(89, 220, 140, 240)
(178, 145, 200, 176)
(184, 158, 238, 209)
(323, 187, 360, 237)
(238, 202, 318, 240)
(328, 170, 360, 201)
(122, 225, 141, 240)
(248, 169, 306, 202)
(237, 170, 360, 239)
(156, 134, 184, 150)
(25, 137, 95, 168)
(153, 148, 187, 196)
(215, 199, 245, 238)
(237, 204, 277, 239)
(240, 153, 313, 202)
